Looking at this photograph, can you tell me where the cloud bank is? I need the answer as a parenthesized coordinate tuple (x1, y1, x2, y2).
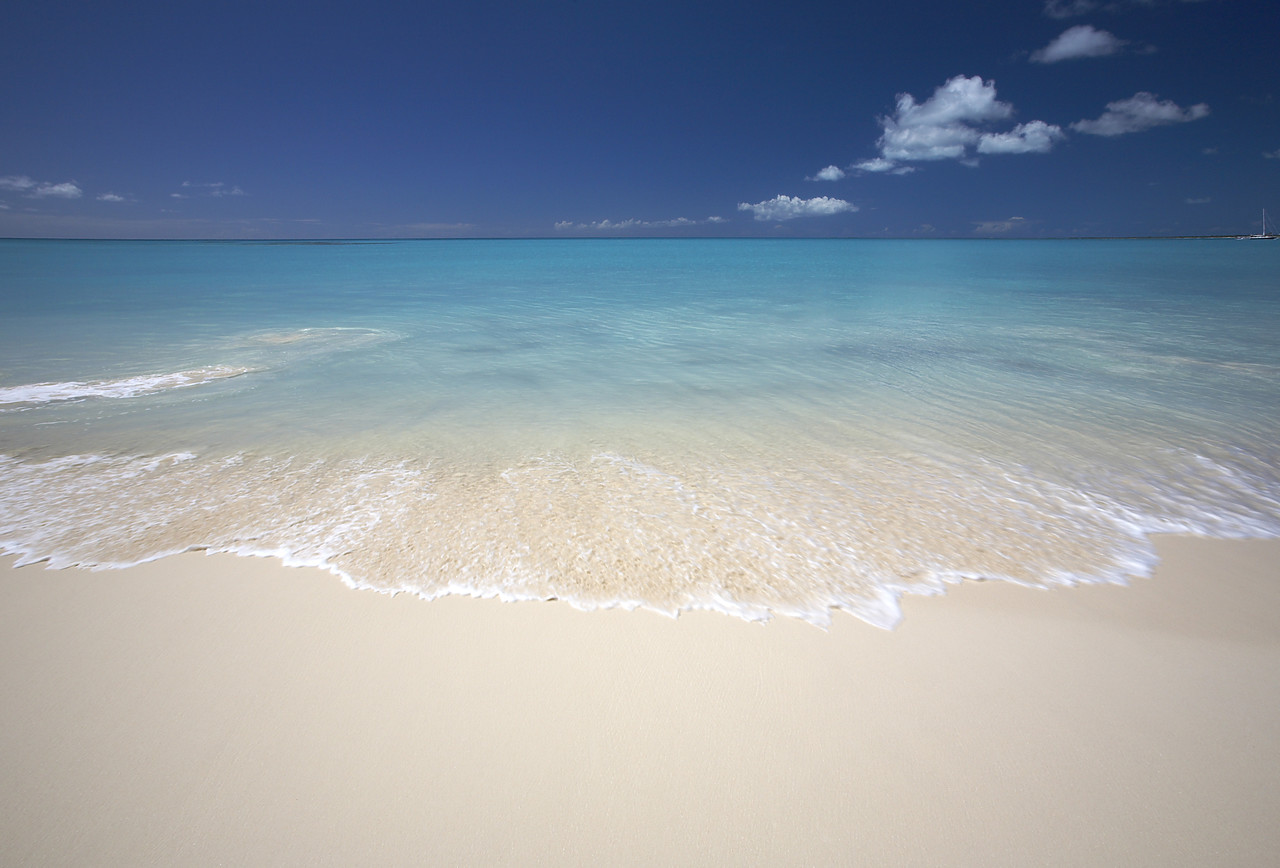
(1072, 92, 1209, 136)
(737, 195, 856, 221)
(1031, 25, 1127, 63)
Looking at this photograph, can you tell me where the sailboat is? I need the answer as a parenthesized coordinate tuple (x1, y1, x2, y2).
(1239, 208, 1277, 239)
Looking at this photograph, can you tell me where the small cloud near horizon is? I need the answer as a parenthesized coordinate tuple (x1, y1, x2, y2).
(737, 195, 856, 221)
(555, 216, 727, 231)
(974, 216, 1029, 234)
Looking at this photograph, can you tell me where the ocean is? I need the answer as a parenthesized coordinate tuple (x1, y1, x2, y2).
(1, 238, 1277, 627)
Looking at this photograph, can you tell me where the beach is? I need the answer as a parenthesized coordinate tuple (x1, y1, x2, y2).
(3, 535, 1278, 866)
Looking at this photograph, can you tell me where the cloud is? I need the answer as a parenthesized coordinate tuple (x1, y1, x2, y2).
(0, 175, 36, 192)
(878, 76, 1011, 163)
(555, 216, 727, 231)
(1072, 92, 1210, 136)
(858, 75, 1062, 171)
(1264, 148, 1280, 159)
(974, 216, 1028, 234)
(809, 165, 846, 182)
(737, 195, 856, 222)
(0, 175, 83, 198)
(977, 120, 1066, 154)
(180, 181, 247, 198)
(1185, 197, 1211, 204)
(33, 182, 83, 199)
(1031, 25, 1127, 63)
(889, 75, 1012, 134)
(853, 157, 916, 175)
(97, 192, 125, 202)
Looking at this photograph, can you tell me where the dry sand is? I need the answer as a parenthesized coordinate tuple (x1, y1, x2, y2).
(2, 535, 1278, 866)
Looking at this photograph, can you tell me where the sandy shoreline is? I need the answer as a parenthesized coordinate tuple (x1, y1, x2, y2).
(2, 536, 1279, 866)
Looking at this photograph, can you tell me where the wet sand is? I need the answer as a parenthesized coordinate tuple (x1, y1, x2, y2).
(2, 535, 1278, 866)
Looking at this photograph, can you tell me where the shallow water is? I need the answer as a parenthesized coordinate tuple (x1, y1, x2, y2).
(2, 239, 1277, 626)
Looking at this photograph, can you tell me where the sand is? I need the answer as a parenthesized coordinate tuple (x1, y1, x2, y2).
(2, 535, 1278, 866)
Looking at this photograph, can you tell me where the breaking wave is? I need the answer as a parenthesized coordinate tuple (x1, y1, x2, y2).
(0, 366, 256, 408)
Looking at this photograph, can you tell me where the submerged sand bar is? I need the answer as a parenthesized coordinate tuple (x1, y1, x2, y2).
(2, 535, 1278, 866)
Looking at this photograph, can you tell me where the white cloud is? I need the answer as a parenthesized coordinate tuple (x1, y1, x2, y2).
(1072, 92, 1209, 136)
(810, 165, 846, 182)
(34, 182, 83, 199)
(0, 175, 82, 198)
(881, 120, 981, 162)
(890, 75, 1012, 131)
(853, 157, 916, 174)
(737, 195, 856, 222)
(555, 215, 726, 231)
(977, 120, 1066, 154)
(0, 175, 37, 192)
(180, 181, 247, 198)
(1185, 197, 1211, 204)
(1264, 148, 1280, 159)
(862, 75, 1061, 169)
(974, 217, 1028, 234)
(97, 192, 125, 202)
(1031, 25, 1127, 63)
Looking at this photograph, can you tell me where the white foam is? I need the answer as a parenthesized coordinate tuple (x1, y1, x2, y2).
(0, 366, 255, 407)
(1, 442, 1277, 631)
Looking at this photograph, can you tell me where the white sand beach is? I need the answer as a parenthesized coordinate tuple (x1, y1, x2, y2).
(2, 535, 1278, 866)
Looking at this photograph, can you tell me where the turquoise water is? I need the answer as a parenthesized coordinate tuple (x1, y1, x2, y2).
(2, 239, 1278, 626)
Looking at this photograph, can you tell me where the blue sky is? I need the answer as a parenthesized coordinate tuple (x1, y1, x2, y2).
(1, 0, 1275, 238)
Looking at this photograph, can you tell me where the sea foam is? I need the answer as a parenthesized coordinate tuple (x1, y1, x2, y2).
(0, 366, 254, 407)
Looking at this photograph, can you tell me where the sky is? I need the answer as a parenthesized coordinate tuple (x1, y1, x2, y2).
(1, 0, 1276, 238)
